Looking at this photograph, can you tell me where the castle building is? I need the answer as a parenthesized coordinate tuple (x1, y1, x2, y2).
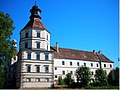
(6, 3, 114, 88)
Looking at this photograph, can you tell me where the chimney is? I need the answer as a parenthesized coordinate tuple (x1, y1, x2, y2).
(93, 50, 96, 54)
(56, 42, 59, 52)
(98, 50, 102, 55)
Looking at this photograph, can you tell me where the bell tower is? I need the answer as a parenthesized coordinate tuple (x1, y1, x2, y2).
(16, 2, 54, 88)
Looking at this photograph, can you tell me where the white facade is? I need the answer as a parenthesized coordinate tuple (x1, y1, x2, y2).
(54, 58, 114, 82)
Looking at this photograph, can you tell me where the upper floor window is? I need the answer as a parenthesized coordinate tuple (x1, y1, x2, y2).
(62, 71, 65, 75)
(28, 52, 31, 59)
(37, 32, 40, 38)
(45, 65, 49, 73)
(36, 66, 40, 72)
(27, 65, 31, 72)
(25, 42, 28, 48)
(96, 63, 99, 67)
(37, 42, 40, 48)
(25, 32, 28, 38)
(84, 63, 86, 67)
(70, 62, 72, 66)
(62, 61, 65, 65)
(36, 54, 40, 60)
(55, 67, 57, 70)
(45, 54, 49, 60)
(104, 64, 106, 67)
(110, 64, 112, 68)
(55, 75, 57, 78)
(91, 63, 93, 67)
(77, 62, 79, 66)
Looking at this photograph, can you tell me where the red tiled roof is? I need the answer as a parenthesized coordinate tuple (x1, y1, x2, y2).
(22, 18, 46, 30)
(50, 46, 114, 63)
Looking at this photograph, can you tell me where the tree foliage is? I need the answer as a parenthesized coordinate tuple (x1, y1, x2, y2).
(0, 12, 15, 88)
(94, 68, 108, 86)
(76, 66, 92, 87)
(64, 73, 74, 88)
(107, 67, 119, 86)
(58, 76, 64, 85)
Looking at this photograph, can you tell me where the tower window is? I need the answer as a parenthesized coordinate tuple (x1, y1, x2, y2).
(28, 52, 31, 59)
(55, 67, 57, 70)
(36, 54, 40, 60)
(55, 75, 57, 78)
(25, 32, 28, 38)
(110, 64, 112, 68)
(62, 61, 65, 65)
(37, 42, 40, 48)
(70, 62, 72, 66)
(27, 65, 31, 72)
(45, 66, 49, 73)
(25, 42, 28, 48)
(36, 66, 40, 72)
(37, 32, 40, 38)
(26, 78, 31, 82)
(47, 34, 48, 40)
(45, 54, 49, 60)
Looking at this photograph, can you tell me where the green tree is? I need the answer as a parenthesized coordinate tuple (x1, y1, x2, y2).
(64, 73, 74, 88)
(107, 67, 119, 86)
(58, 76, 64, 85)
(0, 12, 15, 88)
(94, 68, 108, 86)
(76, 66, 92, 87)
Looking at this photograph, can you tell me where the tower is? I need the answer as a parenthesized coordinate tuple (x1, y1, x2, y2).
(16, 3, 54, 88)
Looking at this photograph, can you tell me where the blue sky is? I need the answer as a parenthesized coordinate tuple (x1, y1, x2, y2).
(0, 0, 118, 68)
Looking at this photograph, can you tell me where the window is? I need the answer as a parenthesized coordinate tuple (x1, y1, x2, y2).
(62, 71, 65, 75)
(26, 78, 31, 82)
(37, 32, 40, 37)
(37, 42, 40, 48)
(47, 45, 49, 50)
(36, 66, 40, 72)
(45, 54, 49, 60)
(70, 71, 73, 75)
(45, 66, 49, 73)
(36, 78, 40, 82)
(55, 67, 57, 70)
(77, 62, 79, 66)
(25, 42, 28, 48)
(27, 65, 31, 72)
(28, 52, 31, 59)
(70, 62, 72, 66)
(91, 63, 93, 67)
(55, 75, 57, 78)
(110, 64, 112, 68)
(47, 34, 48, 40)
(97, 64, 99, 67)
(62, 61, 65, 65)
(91, 71, 94, 75)
(36, 54, 40, 60)
(104, 64, 106, 67)
(84, 63, 86, 67)
(25, 32, 28, 38)
(45, 78, 49, 82)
